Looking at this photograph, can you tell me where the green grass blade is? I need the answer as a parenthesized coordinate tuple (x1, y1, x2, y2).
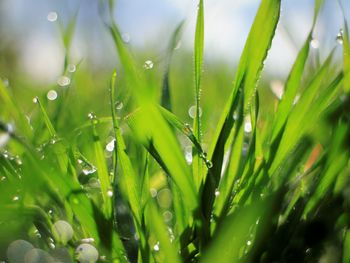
(91, 120, 112, 218)
(145, 201, 182, 263)
(192, 0, 205, 189)
(0, 80, 32, 138)
(343, 230, 350, 263)
(126, 105, 198, 211)
(201, 200, 266, 263)
(271, 34, 311, 141)
(206, 0, 281, 190)
(343, 22, 350, 92)
(110, 72, 142, 225)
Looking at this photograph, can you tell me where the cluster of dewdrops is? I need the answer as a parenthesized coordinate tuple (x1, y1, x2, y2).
(6, 220, 99, 263)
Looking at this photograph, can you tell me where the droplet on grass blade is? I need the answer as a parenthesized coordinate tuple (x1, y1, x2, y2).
(153, 242, 160, 252)
(53, 220, 74, 245)
(157, 188, 172, 208)
(57, 76, 71, 87)
(143, 60, 154, 69)
(7, 240, 34, 263)
(47, 12, 58, 22)
(32, 97, 39, 104)
(105, 140, 115, 152)
(270, 80, 284, 99)
(67, 64, 76, 73)
(75, 244, 99, 263)
(188, 105, 202, 119)
(336, 29, 344, 45)
(115, 101, 123, 110)
(47, 90, 58, 101)
(310, 38, 319, 49)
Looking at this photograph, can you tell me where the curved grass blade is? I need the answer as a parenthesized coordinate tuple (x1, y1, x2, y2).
(205, 0, 281, 197)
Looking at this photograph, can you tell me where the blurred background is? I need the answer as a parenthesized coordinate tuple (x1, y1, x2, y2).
(0, 0, 349, 137)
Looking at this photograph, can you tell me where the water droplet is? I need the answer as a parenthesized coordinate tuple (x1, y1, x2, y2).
(53, 220, 74, 245)
(143, 60, 154, 70)
(153, 242, 160, 252)
(157, 188, 172, 208)
(47, 11, 58, 22)
(46, 90, 58, 101)
(105, 140, 115, 152)
(310, 38, 319, 49)
(75, 244, 99, 263)
(150, 188, 157, 198)
(82, 166, 96, 175)
(115, 101, 123, 110)
(68, 64, 76, 73)
(81, 238, 95, 243)
(107, 189, 113, 197)
(247, 240, 252, 246)
(32, 97, 39, 104)
(2, 77, 9, 87)
(12, 196, 20, 201)
(0, 132, 10, 148)
(205, 159, 213, 168)
(244, 122, 252, 133)
(163, 211, 173, 222)
(270, 80, 284, 100)
(185, 152, 192, 164)
(188, 105, 202, 119)
(1, 176, 6, 181)
(87, 112, 98, 125)
(336, 29, 344, 45)
(293, 94, 300, 105)
(57, 76, 71, 87)
(121, 33, 130, 43)
(214, 190, 220, 196)
(7, 240, 34, 263)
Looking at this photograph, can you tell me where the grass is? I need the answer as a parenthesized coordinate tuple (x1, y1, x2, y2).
(1, 0, 350, 262)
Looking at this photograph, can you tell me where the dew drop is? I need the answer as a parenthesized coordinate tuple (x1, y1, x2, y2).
(81, 238, 95, 243)
(105, 140, 115, 152)
(57, 76, 71, 87)
(336, 29, 344, 45)
(310, 38, 319, 49)
(157, 188, 172, 208)
(2, 77, 9, 87)
(47, 90, 58, 101)
(153, 242, 160, 252)
(247, 240, 252, 246)
(214, 190, 220, 196)
(47, 11, 58, 22)
(67, 64, 76, 73)
(185, 152, 193, 164)
(7, 240, 34, 263)
(32, 97, 39, 104)
(143, 60, 154, 70)
(53, 220, 74, 245)
(115, 101, 123, 110)
(163, 211, 173, 222)
(75, 243, 99, 263)
(12, 196, 20, 201)
(270, 80, 284, 100)
(244, 122, 252, 133)
(107, 189, 113, 197)
(188, 105, 202, 119)
(0, 132, 10, 148)
(121, 33, 130, 43)
(150, 188, 158, 198)
(82, 166, 96, 176)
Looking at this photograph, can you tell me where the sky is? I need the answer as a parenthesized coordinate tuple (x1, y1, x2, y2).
(0, 0, 349, 83)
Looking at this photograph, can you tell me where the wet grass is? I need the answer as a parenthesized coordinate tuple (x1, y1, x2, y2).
(1, 0, 350, 262)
